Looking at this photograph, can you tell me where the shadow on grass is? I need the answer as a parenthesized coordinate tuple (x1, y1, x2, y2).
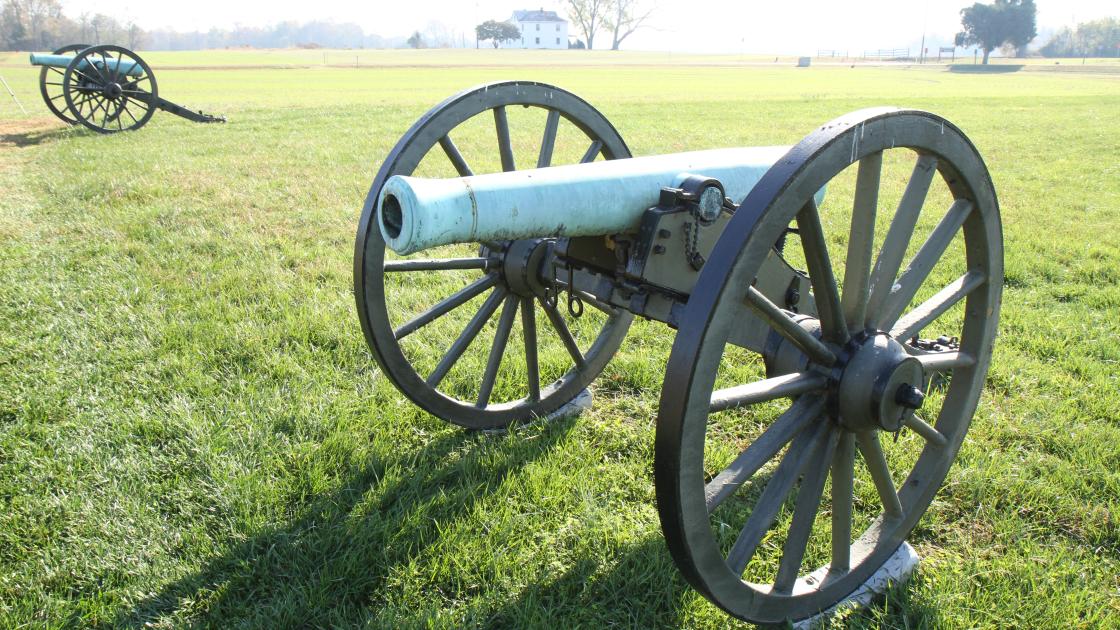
(473, 538, 690, 628)
(948, 64, 1024, 73)
(114, 417, 580, 628)
(0, 122, 71, 147)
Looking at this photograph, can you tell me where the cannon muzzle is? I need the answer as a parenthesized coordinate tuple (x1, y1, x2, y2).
(378, 147, 814, 255)
(29, 52, 144, 77)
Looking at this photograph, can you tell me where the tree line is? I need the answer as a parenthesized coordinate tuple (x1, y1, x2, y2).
(0, 0, 450, 51)
(0, 0, 143, 51)
(1040, 18, 1120, 58)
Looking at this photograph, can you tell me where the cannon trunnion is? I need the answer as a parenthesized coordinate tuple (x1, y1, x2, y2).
(353, 81, 1002, 624)
(30, 44, 224, 133)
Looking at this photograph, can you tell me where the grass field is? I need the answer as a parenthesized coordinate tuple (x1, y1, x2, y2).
(1, 49, 1119, 628)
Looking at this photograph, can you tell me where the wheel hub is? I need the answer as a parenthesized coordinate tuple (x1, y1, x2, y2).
(499, 238, 551, 298)
(103, 82, 123, 98)
(837, 332, 924, 432)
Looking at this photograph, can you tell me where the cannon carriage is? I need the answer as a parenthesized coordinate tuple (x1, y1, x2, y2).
(354, 81, 1001, 624)
(30, 44, 224, 133)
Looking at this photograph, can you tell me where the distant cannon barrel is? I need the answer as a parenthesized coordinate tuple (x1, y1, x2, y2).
(378, 146, 826, 255)
(29, 52, 144, 78)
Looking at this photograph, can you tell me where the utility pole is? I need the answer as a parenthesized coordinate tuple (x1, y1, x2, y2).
(919, 0, 928, 63)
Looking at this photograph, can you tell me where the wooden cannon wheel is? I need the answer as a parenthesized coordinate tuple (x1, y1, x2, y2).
(38, 43, 90, 125)
(655, 109, 1002, 623)
(354, 81, 634, 430)
(61, 45, 158, 134)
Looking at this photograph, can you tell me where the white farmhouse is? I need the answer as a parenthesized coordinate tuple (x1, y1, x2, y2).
(500, 8, 569, 49)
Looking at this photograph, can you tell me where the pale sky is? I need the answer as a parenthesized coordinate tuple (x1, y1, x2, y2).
(60, 0, 1117, 54)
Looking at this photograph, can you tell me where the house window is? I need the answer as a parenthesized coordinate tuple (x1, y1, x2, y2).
(536, 23, 540, 31)
(556, 38, 560, 45)
(556, 24, 560, 32)
(535, 37, 540, 44)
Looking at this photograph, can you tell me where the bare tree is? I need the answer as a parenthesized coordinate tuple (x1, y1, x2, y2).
(566, 0, 607, 50)
(127, 21, 143, 49)
(603, 0, 654, 51)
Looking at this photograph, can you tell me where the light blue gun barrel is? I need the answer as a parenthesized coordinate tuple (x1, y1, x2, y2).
(379, 146, 822, 255)
(29, 53, 144, 78)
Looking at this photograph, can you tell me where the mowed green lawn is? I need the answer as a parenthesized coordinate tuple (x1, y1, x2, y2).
(1, 49, 1118, 628)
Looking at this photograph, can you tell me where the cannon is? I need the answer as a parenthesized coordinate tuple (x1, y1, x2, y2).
(354, 81, 1001, 624)
(30, 44, 225, 133)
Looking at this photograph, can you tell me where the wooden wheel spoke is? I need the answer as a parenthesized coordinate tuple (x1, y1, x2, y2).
(774, 428, 840, 594)
(394, 274, 498, 339)
(915, 351, 975, 373)
(476, 296, 519, 408)
(82, 57, 107, 84)
(580, 140, 603, 163)
(745, 287, 837, 366)
(521, 297, 541, 402)
(876, 200, 973, 329)
(709, 372, 828, 414)
(841, 151, 881, 330)
(891, 270, 986, 341)
(541, 299, 585, 368)
(537, 109, 560, 168)
(904, 415, 948, 448)
(89, 97, 109, 122)
(426, 287, 507, 388)
(830, 432, 856, 573)
(438, 135, 474, 177)
(121, 100, 141, 124)
(384, 257, 489, 272)
(494, 105, 516, 171)
(855, 431, 904, 521)
(71, 67, 102, 86)
(706, 396, 824, 512)
(71, 92, 97, 109)
(102, 52, 120, 84)
(726, 420, 829, 575)
(866, 154, 938, 325)
(796, 199, 847, 343)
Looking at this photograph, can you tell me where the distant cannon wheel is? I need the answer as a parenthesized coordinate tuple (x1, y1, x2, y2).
(61, 45, 158, 134)
(355, 81, 634, 430)
(39, 43, 91, 125)
(655, 109, 1002, 623)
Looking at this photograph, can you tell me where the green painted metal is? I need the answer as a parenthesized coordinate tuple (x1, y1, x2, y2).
(29, 52, 143, 78)
(378, 147, 827, 255)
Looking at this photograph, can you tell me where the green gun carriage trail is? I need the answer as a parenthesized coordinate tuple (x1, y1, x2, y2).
(0, 49, 1118, 628)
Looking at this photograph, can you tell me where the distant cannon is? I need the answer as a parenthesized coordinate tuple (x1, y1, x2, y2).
(355, 81, 1002, 624)
(30, 44, 224, 133)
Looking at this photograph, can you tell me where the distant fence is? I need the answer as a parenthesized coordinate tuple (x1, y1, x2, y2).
(861, 48, 911, 61)
(816, 49, 849, 59)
